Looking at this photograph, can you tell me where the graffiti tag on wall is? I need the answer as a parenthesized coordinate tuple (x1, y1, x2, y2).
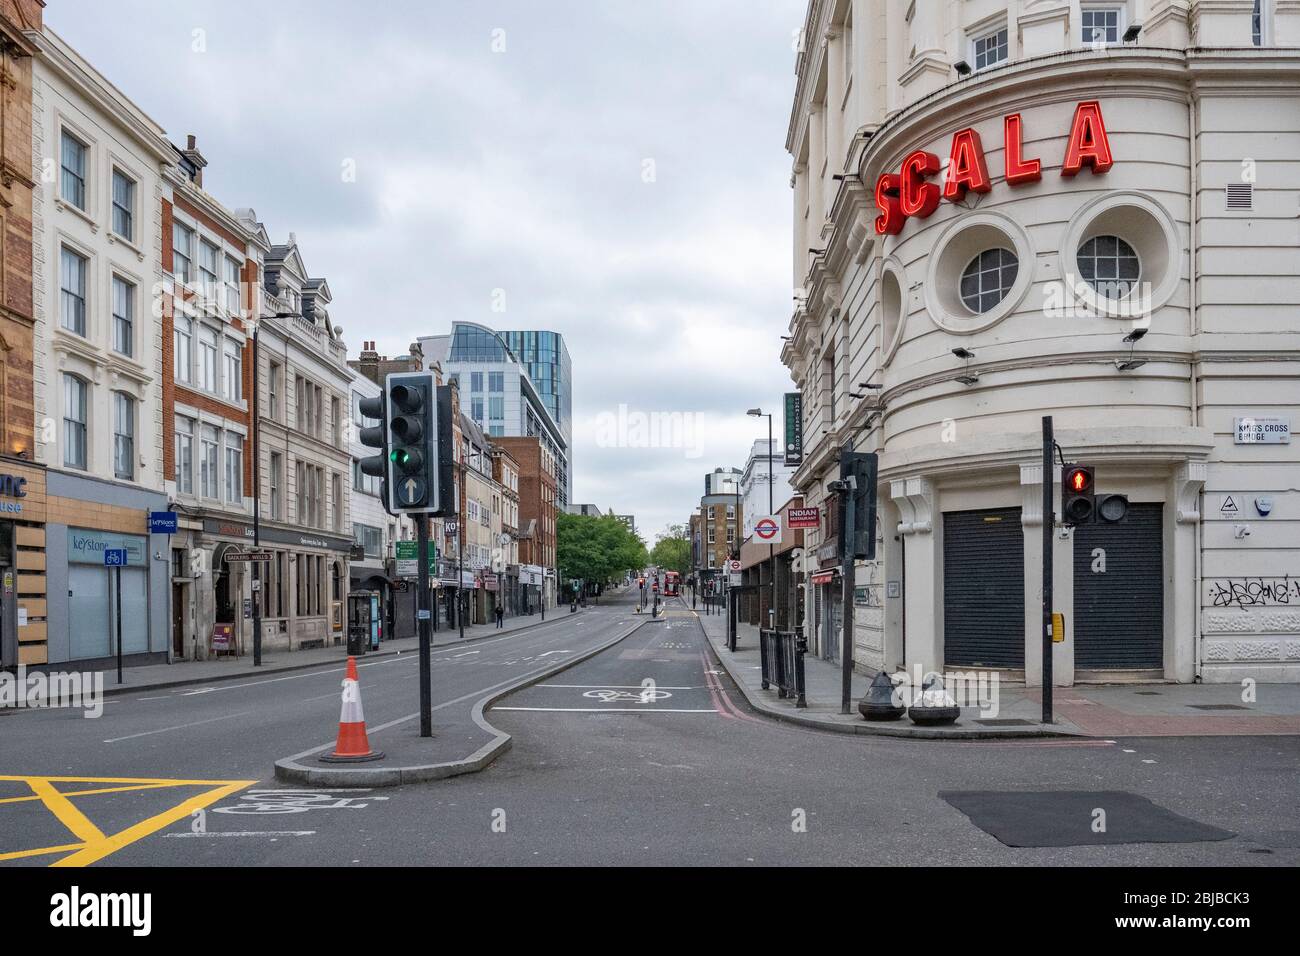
(1206, 576, 1300, 609)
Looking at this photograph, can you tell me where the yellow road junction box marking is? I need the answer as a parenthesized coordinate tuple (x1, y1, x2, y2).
(0, 774, 256, 867)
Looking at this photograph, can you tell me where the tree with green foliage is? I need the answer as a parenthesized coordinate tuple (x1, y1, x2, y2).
(557, 512, 648, 586)
(649, 524, 691, 576)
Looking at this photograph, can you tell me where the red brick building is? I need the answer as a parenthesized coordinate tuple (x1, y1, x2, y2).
(493, 435, 557, 610)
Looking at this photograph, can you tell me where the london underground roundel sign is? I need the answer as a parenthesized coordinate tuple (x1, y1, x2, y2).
(755, 517, 782, 543)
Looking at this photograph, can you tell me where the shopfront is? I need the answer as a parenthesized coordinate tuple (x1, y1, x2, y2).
(42, 471, 170, 668)
(170, 518, 352, 659)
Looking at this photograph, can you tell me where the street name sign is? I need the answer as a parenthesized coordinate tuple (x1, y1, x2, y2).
(224, 551, 272, 563)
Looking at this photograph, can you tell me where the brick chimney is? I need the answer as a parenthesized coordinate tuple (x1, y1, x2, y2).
(355, 340, 381, 386)
(181, 134, 208, 188)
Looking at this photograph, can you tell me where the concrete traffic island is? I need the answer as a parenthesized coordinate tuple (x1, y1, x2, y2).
(274, 617, 647, 787)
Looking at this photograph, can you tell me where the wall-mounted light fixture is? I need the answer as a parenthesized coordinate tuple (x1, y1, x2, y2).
(951, 347, 979, 385)
(1116, 327, 1148, 371)
(954, 60, 972, 76)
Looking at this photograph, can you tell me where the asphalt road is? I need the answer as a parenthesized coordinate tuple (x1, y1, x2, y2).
(4, 591, 1298, 866)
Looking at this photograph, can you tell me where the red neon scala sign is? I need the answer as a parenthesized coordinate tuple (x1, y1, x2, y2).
(873, 100, 1113, 236)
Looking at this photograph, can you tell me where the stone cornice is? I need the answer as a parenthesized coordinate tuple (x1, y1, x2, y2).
(28, 27, 173, 165)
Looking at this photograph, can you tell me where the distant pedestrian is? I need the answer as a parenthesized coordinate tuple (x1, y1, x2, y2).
(494, 603, 504, 628)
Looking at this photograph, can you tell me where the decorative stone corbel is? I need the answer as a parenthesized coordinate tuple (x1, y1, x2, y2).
(891, 476, 933, 535)
(1173, 460, 1207, 523)
(1020, 462, 1051, 527)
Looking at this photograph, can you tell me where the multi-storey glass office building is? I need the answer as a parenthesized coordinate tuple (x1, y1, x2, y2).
(419, 323, 570, 506)
(500, 330, 572, 506)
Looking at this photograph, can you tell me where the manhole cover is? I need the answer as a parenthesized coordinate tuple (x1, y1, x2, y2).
(1187, 704, 1250, 711)
(1134, 691, 1161, 696)
(974, 718, 1036, 726)
(939, 790, 1236, 847)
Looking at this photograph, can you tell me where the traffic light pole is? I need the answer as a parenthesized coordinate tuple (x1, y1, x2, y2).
(418, 515, 433, 737)
(840, 481, 855, 715)
(1041, 415, 1054, 725)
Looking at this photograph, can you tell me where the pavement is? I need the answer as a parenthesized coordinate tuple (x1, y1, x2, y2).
(693, 599, 1300, 739)
(81, 602, 598, 697)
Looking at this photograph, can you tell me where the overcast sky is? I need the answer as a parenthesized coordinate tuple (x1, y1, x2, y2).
(48, 1, 803, 544)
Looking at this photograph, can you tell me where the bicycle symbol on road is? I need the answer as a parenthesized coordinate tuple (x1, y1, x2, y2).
(582, 689, 673, 704)
(211, 789, 390, 815)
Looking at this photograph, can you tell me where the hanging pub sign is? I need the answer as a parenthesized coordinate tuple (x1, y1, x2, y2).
(784, 392, 803, 467)
(874, 101, 1113, 236)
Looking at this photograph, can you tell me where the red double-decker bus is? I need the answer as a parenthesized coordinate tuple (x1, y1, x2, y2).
(664, 571, 680, 596)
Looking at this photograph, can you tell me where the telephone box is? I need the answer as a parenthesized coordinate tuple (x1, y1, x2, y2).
(347, 591, 377, 656)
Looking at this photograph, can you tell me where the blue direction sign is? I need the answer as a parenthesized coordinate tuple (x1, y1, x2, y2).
(148, 511, 178, 534)
(395, 476, 427, 508)
(103, 548, 128, 567)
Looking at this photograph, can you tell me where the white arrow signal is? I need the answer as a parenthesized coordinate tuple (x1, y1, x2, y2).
(404, 478, 418, 500)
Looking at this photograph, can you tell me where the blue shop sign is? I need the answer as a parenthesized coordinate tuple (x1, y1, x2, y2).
(148, 511, 178, 534)
(68, 529, 147, 567)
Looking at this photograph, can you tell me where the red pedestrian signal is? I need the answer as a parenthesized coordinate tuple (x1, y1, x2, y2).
(1061, 464, 1095, 525)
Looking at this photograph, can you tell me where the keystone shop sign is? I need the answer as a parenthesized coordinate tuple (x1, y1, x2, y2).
(875, 101, 1113, 237)
(753, 515, 783, 545)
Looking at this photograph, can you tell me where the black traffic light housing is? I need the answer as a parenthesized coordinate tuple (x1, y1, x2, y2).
(1061, 463, 1129, 525)
(382, 372, 454, 515)
(840, 451, 879, 560)
(357, 391, 391, 513)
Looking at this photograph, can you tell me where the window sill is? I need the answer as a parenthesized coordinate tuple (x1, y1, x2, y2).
(55, 197, 97, 231)
(106, 230, 146, 262)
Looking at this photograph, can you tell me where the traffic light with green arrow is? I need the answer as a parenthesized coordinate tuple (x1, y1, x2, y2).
(382, 372, 449, 515)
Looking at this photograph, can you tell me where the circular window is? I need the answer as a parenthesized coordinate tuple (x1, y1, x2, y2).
(1076, 235, 1140, 300)
(959, 248, 1019, 314)
(924, 211, 1034, 334)
(1058, 191, 1182, 319)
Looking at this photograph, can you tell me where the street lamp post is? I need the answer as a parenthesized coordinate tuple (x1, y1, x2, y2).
(747, 409, 776, 632)
(248, 316, 262, 666)
(248, 310, 304, 666)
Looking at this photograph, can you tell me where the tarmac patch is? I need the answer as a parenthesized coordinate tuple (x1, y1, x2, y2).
(940, 790, 1236, 847)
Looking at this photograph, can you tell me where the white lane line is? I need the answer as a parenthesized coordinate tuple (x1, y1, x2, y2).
(493, 707, 719, 713)
(164, 831, 315, 838)
(103, 711, 252, 743)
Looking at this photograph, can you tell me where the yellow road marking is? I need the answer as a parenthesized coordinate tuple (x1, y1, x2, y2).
(52, 780, 254, 868)
(0, 843, 85, 863)
(28, 778, 106, 844)
(0, 775, 257, 868)
(0, 782, 183, 806)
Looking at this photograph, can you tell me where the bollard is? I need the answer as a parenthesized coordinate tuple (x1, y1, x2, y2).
(859, 670, 906, 721)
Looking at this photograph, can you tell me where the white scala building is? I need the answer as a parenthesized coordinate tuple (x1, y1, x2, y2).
(783, 1, 1300, 686)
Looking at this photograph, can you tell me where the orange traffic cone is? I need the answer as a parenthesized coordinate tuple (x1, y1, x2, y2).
(319, 657, 385, 763)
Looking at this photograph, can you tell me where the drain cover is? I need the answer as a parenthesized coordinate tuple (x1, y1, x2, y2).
(1187, 704, 1250, 711)
(940, 790, 1236, 847)
(1134, 691, 1161, 696)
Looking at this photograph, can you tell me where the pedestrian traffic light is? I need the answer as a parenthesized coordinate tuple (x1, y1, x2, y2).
(840, 451, 879, 560)
(357, 391, 390, 513)
(382, 372, 453, 515)
(1061, 464, 1095, 525)
(1096, 492, 1129, 523)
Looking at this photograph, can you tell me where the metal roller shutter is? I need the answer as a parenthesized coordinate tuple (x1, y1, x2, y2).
(943, 508, 1025, 668)
(1072, 502, 1164, 669)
